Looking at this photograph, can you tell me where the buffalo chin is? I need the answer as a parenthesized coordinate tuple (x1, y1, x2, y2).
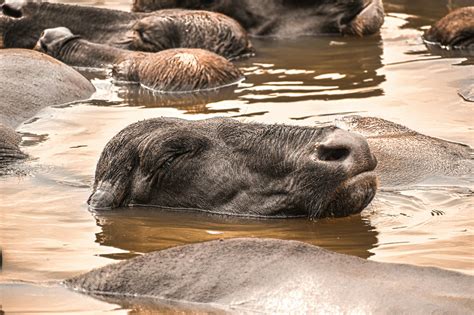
(317, 172, 378, 218)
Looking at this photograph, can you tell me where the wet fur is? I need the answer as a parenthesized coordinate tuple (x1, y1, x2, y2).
(123, 49, 244, 91)
(127, 9, 253, 58)
(132, 0, 385, 37)
(0, 2, 253, 59)
(424, 6, 474, 49)
(37, 31, 243, 92)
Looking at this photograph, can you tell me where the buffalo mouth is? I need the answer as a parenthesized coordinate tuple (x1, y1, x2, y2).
(316, 171, 378, 219)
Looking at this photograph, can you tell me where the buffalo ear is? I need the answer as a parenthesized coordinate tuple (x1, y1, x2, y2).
(1, 3, 23, 18)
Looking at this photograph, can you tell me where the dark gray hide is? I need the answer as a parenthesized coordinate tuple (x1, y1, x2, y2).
(0, 2, 253, 59)
(336, 116, 474, 187)
(0, 49, 95, 167)
(132, 0, 385, 37)
(88, 117, 378, 218)
(65, 238, 474, 314)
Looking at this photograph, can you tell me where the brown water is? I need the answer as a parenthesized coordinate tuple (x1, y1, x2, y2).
(1, 0, 473, 313)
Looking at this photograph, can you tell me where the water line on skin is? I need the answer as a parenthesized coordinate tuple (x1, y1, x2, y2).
(139, 77, 246, 94)
(116, 203, 308, 219)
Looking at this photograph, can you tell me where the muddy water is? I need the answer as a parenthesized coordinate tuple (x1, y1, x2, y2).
(1, 0, 473, 313)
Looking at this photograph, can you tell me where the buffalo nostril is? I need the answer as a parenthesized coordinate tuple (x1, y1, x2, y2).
(318, 145, 351, 162)
(1, 4, 23, 18)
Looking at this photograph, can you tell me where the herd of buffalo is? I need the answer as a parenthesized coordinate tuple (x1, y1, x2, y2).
(1, 0, 473, 313)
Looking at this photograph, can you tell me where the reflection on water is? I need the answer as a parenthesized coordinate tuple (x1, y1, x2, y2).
(385, 0, 473, 23)
(1, 0, 473, 313)
(233, 36, 385, 103)
(93, 208, 376, 260)
(119, 83, 242, 114)
(0, 283, 124, 314)
(0, 282, 222, 314)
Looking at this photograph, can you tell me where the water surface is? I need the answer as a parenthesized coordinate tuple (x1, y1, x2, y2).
(1, 0, 473, 313)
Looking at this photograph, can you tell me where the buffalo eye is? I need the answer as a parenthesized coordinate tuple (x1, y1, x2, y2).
(148, 136, 208, 173)
(161, 149, 192, 169)
(136, 29, 153, 45)
(162, 155, 178, 168)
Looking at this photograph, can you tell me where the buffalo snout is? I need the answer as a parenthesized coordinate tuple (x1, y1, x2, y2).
(316, 128, 377, 176)
(310, 128, 378, 218)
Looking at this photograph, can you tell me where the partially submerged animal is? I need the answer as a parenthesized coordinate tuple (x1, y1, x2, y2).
(0, 2, 253, 59)
(0, 49, 95, 167)
(424, 6, 474, 49)
(88, 116, 473, 218)
(35, 27, 243, 92)
(88, 117, 378, 218)
(132, 0, 385, 37)
(336, 116, 473, 187)
(65, 238, 474, 314)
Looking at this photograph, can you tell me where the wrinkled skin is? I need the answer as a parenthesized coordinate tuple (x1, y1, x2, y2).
(424, 6, 474, 49)
(0, 2, 253, 59)
(0, 49, 95, 168)
(89, 116, 473, 217)
(132, 0, 385, 37)
(65, 238, 474, 314)
(35, 27, 243, 92)
(89, 117, 378, 219)
(336, 116, 473, 187)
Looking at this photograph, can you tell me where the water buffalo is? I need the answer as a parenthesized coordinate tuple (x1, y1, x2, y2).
(0, 49, 95, 167)
(35, 27, 243, 92)
(424, 6, 474, 49)
(132, 0, 385, 37)
(65, 238, 474, 314)
(0, 2, 253, 59)
(336, 116, 473, 187)
(88, 117, 378, 218)
(88, 116, 473, 218)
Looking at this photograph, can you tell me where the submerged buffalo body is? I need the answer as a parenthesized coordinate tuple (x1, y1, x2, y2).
(36, 27, 243, 92)
(132, 0, 385, 37)
(89, 117, 378, 218)
(424, 6, 474, 49)
(65, 238, 474, 313)
(0, 49, 94, 167)
(0, 2, 253, 59)
(336, 116, 473, 187)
